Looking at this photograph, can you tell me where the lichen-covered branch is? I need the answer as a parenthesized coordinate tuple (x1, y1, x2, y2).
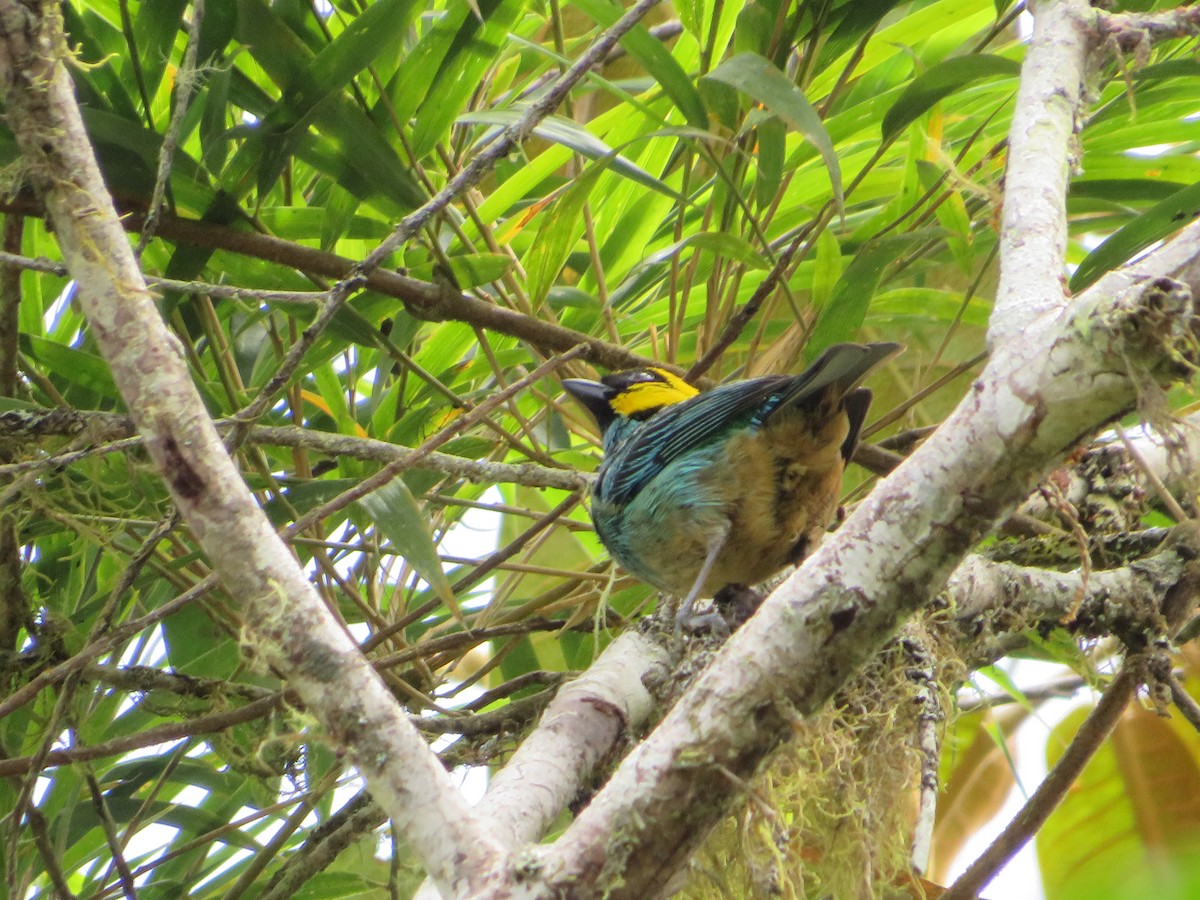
(0, 4, 500, 894)
(0, 408, 588, 491)
(988, 0, 1094, 345)
(515, 172, 1200, 900)
(480, 631, 671, 847)
(1099, 6, 1200, 52)
(950, 547, 1194, 667)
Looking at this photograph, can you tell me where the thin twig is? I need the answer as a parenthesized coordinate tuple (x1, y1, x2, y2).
(687, 218, 821, 381)
(1116, 422, 1191, 522)
(357, 0, 664, 276)
(1168, 673, 1200, 735)
(0, 695, 282, 777)
(942, 668, 1136, 900)
(84, 770, 138, 899)
(0, 199, 659, 372)
(0, 579, 213, 721)
(907, 635, 943, 874)
(135, 0, 205, 257)
(259, 795, 386, 900)
(222, 0, 666, 437)
(283, 347, 587, 535)
(0, 410, 589, 492)
(25, 807, 76, 900)
(454, 492, 581, 597)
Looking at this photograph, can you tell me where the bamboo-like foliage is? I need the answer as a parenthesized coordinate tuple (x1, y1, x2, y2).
(2, 0, 1200, 896)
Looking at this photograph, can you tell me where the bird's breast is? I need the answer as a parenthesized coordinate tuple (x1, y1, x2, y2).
(700, 406, 851, 588)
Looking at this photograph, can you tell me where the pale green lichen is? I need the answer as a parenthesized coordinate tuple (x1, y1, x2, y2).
(690, 613, 964, 899)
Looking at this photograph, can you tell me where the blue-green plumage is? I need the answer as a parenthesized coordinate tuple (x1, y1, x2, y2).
(564, 342, 900, 629)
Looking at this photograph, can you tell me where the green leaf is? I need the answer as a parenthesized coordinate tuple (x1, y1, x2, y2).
(229, 0, 425, 208)
(133, 0, 189, 106)
(1071, 179, 1187, 203)
(806, 235, 918, 355)
(754, 115, 785, 210)
(974, 665, 1035, 715)
(1070, 179, 1200, 291)
(682, 231, 770, 270)
(869, 287, 990, 327)
(445, 253, 514, 289)
(199, 64, 233, 174)
(571, 0, 708, 130)
(704, 53, 843, 214)
(883, 54, 1020, 140)
(409, 0, 526, 158)
(359, 479, 460, 618)
(608, 229, 769, 309)
(458, 111, 680, 199)
(1038, 705, 1200, 900)
(524, 164, 606, 309)
(810, 227, 843, 310)
(817, 0, 906, 72)
(284, 0, 422, 117)
(20, 334, 119, 401)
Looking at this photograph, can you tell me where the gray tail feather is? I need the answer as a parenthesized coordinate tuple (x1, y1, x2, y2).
(786, 341, 902, 408)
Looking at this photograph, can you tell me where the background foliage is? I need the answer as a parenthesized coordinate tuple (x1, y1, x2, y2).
(3, 0, 1200, 896)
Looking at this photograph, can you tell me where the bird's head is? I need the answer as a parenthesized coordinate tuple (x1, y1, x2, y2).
(563, 367, 699, 435)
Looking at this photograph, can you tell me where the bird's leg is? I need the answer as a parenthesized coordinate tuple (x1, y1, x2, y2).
(675, 525, 731, 638)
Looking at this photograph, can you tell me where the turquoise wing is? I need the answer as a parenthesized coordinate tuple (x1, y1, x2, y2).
(596, 376, 789, 507)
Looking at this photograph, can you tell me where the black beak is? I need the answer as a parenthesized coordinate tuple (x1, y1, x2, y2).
(562, 378, 617, 435)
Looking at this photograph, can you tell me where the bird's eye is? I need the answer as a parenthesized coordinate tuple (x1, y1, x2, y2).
(601, 369, 661, 391)
(604, 368, 699, 419)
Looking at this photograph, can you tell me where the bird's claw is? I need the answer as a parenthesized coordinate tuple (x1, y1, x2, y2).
(674, 603, 730, 641)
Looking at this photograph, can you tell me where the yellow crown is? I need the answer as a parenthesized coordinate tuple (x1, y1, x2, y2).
(608, 368, 699, 417)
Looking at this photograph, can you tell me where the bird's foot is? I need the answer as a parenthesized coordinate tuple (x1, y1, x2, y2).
(713, 584, 763, 630)
(674, 601, 730, 641)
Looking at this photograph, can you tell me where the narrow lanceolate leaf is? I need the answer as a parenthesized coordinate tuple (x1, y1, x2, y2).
(458, 111, 680, 199)
(282, 0, 422, 117)
(408, 0, 526, 158)
(1070, 180, 1200, 292)
(703, 53, 843, 215)
(133, 0, 189, 107)
(810, 227, 843, 311)
(753, 114, 785, 210)
(806, 235, 919, 356)
(524, 162, 608, 309)
(882, 54, 1021, 140)
(359, 480, 461, 619)
(571, 0, 709, 130)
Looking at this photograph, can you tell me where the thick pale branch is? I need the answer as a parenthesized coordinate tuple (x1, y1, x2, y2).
(480, 631, 671, 848)
(520, 232, 1200, 897)
(989, 0, 1094, 344)
(0, 5, 499, 894)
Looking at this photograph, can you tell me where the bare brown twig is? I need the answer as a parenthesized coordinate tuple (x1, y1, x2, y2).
(0, 198, 660, 373)
(942, 668, 1137, 900)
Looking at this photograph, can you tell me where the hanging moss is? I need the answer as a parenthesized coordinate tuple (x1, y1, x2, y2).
(689, 613, 964, 899)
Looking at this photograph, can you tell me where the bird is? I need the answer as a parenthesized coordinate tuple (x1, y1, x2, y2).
(562, 341, 901, 633)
